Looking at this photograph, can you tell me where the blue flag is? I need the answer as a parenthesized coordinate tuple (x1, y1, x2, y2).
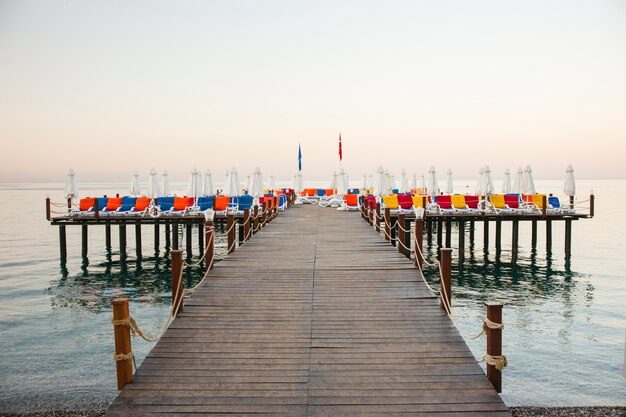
(298, 143, 302, 171)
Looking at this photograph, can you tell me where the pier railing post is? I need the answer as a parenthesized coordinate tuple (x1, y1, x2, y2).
(542, 195, 547, 217)
(397, 214, 405, 256)
(112, 298, 133, 389)
(67, 197, 72, 211)
(244, 208, 250, 241)
(439, 248, 452, 311)
(375, 203, 381, 233)
(46, 197, 51, 220)
(414, 218, 423, 268)
(486, 303, 504, 393)
(171, 250, 183, 316)
(227, 214, 235, 253)
(205, 221, 214, 270)
(384, 208, 391, 242)
(589, 193, 594, 218)
(253, 205, 259, 234)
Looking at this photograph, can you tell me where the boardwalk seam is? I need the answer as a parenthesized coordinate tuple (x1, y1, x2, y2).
(305, 206, 319, 417)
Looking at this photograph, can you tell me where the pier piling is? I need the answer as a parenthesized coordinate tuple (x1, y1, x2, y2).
(165, 222, 171, 248)
(458, 221, 465, 263)
(565, 219, 572, 257)
(135, 221, 142, 259)
(59, 225, 67, 263)
(445, 219, 452, 249)
(531, 220, 537, 248)
(440, 248, 452, 311)
(512, 220, 519, 263)
(171, 250, 183, 316)
(486, 303, 504, 393)
(185, 224, 192, 258)
(546, 220, 552, 252)
(81, 224, 88, 258)
(227, 214, 235, 254)
(483, 221, 490, 250)
(111, 298, 133, 390)
(172, 223, 179, 250)
(119, 224, 127, 258)
(495, 220, 502, 252)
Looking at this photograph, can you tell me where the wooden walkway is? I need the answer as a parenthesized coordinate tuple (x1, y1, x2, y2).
(106, 205, 511, 417)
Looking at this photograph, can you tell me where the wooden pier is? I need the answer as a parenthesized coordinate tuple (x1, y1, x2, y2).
(105, 205, 510, 416)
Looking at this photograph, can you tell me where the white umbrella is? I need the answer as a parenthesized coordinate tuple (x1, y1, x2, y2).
(245, 175, 251, 194)
(185, 167, 202, 198)
(368, 175, 373, 191)
(227, 167, 241, 196)
(269, 176, 275, 192)
(293, 172, 303, 193)
(398, 170, 408, 193)
(563, 165, 575, 196)
(475, 167, 484, 195)
(410, 173, 417, 191)
(251, 167, 264, 198)
(419, 175, 426, 191)
(374, 166, 388, 197)
(512, 167, 523, 194)
(203, 170, 214, 196)
(521, 165, 536, 195)
(64, 168, 78, 200)
(427, 166, 439, 196)
(130, 171, 141, 196)
(329, 171, 337, 191)
(477, 166, 494, 196)
(502, 169, 512, 194)
(337, 168, 348, 195)
(387, 171, 396, 190)
(147, 168, 160, 198)
(445, 169, 453, 194)
(161, 170, 171, 196)
(361, 174, 368, 191)
(223, 170, 231, 195)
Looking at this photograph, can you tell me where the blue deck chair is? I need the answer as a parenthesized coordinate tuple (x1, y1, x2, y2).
(197, 196, 214, 212)
(90, 197, 109, 213)
(114, 196, 137, 215)
(278, 194, 287, 212)
(237, 195, 253, 213)
(316, 189, 325, 197)
(157, 196, 175, 212)
(548, 196, 575, 214)
(227, 196, 239, 213)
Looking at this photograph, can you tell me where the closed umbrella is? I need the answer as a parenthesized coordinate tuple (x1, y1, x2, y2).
(294, 172, 303, 194)
(410, 173, 417, 191)
(147, 168, 160, 198)
(419, 175, 426, 191)
(245, 175, 251, 194)
(361, 174, 368, 191)
(185, 167, 202, 198)
(502, 169, 512, 194)
(397, 170, 407, 193)
(64, 168, 78, 200)
(477, 166, 494, 196)
(203, 170, 214, 196)
(512, 167, 523, 194)
(521, 165, 536, 195)
(251, 167, 264, 198)
(387, 171, 396, 191)
(427, 166, 439, 196)
(227, 167, 241, 196)
(445, 169, 453, 194)
(269, 176, 275, 192)
(563, 165, 575, 197)
(484, 166, 495, 195)
(337, 168, 347, 195)
(223, 170, 231, 195)
(374, 166, 388, 198)
(329, 171, 337, 192)
(161, 170, 171, 197)
(130, 171, 141, 196)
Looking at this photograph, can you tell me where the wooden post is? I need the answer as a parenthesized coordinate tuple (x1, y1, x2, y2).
(185, 224, 193, 258)
(105, 222, 112, 251)
(404, 217, 411, 260)
(384, 208, 391, 242)
(495, 220, 502, 252)
(81, 223, 88, 258)
(469, 220, 475, 244)
(67, 197, 72, 211)
(565, 219, 572, 257)
(390, 216, 397, 247)
(59, 225, 67, 263)
(261, 202, 267, 227)
(439, 248, 452, 311)
(198, 223, 204, 254)
(135, 221, 142, 259)
(154, 222, 160, 253)
(375, 203, 381, 233)
(486, 303, 504, 393)
(414, 218, 424, 267)
(227, 214, 235, 253)
(238, 220, 244, 245)
(436, 220, 443, 255)
(243, 208, 250, 241)
(46, 197, 51, 220)
(483, 221, 489, 250)
(165, 222, 171, 249)
(512, 220, 519, 263)
(427, 220, 433, 246)
(546, 220, 552, 252)
(112, 298, 133, 390)
(542, 195, 547, 217)
(119, 224, 127, 258)
(458, 220, 465, 263)
(531, 220, 537, 248)
(170, 250, 183, 316)
(589, 194, 594, 218)
(93, 198, 99, 221)
(397, 214, 405, 256)
(445, 219, 452, 249)
(205, 221, 214, 269)
(172, 222, 179, 250)
(253, 205, 259, 235)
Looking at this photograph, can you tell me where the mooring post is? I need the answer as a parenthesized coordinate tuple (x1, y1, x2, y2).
(531, 220, 537, 248)
(111, 298, 133, 390)
(495, 220, 502, 252)
(384, 208, 391, 242)
(205, 221, 214, 270)
(185, 224, 193, 258)
(440, 248, 452, 311)
(546, 220, 552, 252)
(512, 220, 519, 263)
(375, 203, 381, 233)
(119, 224, 127, 258)
(458, 220, 465, 263)
(45, 197, 51, 220)
(243, 208, 250, 241)
(565, 219, 572, 257)
(445, 219, 452, 249)
(589, 193, 594, 218)
(414, 218, 424, 267)
(227, 214, 235, 254)
(135, 221, 142, 259)
(486, 303, 504, 393)
(59, 225, 67, 263)
(81, 223, 88, 258)
(483, 220, 490, 250)
(397, 214, 406, 256)
(153, 222, 160, 253)
(253, 205, 259, 235)
(170, 250, 183, 316)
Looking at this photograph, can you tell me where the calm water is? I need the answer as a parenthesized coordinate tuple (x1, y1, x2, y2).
(0, 180, 624, 411)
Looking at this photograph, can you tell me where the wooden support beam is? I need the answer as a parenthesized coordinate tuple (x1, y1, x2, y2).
(531, 220, 537, 248)
(243, 208, 250, 241)
(111, 298, 133, 390)
(238, 220, 244, 245)
(253, 205, 259, 235)
(469, 220, 475, 244)
(59, 225, 67, 263)
(427, 220, 433, 246)
(397, 214, 405, 256)
(119, 224, 127, 258)
(495, 220, 502, 252)
(105, 222, 112, 251)
(458, 220, 465, 263)
(165, 222, 171, 249)
(404, 217, 411, 260)
(511, 220, 519, 263)
(565, 219, 572, 257)
(390, 215, 397, 247)
(445, 219, 452, 249)
(185, 224, 193, 258)
(483, 221, 489, 250)
(439, 248, 452, 311)
(172, 223, 179, 250)
(170, 250, 183, 316)
(81, 223, 88, 258)
(135, 221, 142, 259)
(486, 303, 504, 393)
(197, 223, 204, 254)
(436, 220, 443, 254)
(546, 220, 552, 253)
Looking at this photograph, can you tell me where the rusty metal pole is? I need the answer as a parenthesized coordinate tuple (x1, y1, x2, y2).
(439, 248, 452, 311)
(170, 250, 183, 316)
(486, 303, 504, 393)
(112, 298, 133, 389)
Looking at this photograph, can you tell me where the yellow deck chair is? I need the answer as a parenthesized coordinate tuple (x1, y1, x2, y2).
(382, 195, 399, 210)
(411, 195, 426, 208)
(487, 194, 512, 214)
(451, 195, 469, 212)
(531, 194, 547, 213)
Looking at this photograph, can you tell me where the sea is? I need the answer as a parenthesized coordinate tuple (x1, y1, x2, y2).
(0, 179, 624, 412)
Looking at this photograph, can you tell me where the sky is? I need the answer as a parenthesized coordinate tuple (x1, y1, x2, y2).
(1, 0, 625, 184)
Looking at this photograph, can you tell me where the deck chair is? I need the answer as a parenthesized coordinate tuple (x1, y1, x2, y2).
(157, 196, 175, 212)
(227, 196, 239, 213)
(164, 197, 195, 216)
(129, 197, 152, 216)
(197, 196, 214, 213)
(343, 193, 360, 211)
(434, 195, 455, 214)
(238, 195, 254, 213)
(487, 194, 512, 214)
(530, 194, 547, 214)
(464, 195, 481, 214)
(548, 196, 575, 214)
(277, 194, 287, 212)
(316, 189, 326, 197)
(70, 197, 96, 216)
(103, 197, 123, 213)
(397, 194, 413, 214)
(451, 195, 470, 214)
(382, 195, 400, 215)
(113, 196, 137, 215)
(214, 196, 230, 216)
(504, 194, 529, 214)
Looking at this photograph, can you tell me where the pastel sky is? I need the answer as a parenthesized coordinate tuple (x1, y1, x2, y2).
(1, 0, 625, 184)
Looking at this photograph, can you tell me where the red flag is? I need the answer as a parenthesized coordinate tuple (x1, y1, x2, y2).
(339, 133, 342, 161)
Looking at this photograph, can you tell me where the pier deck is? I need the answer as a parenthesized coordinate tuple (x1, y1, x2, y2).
(106, 204, 510, 416)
